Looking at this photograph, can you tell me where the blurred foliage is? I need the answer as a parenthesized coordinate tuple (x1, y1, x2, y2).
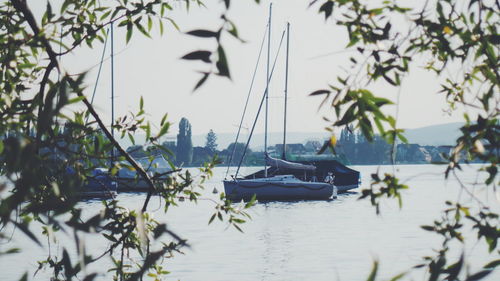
(1, 0, 498, 280)
(0, 1, 256, 280)
(309, 0, 499, 280)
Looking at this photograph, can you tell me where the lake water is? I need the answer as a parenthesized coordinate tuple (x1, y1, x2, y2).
(1, 164, 499, 280)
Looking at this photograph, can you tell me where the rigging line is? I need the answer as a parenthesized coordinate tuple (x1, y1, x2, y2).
(85, 27, 110, 124)
(308, 49, 355, 60)
(68, 44, 130, 77)
(391, 73, 405, 170)
(225, 24, 269, 179)
(282, 22, 290, 160)
(235, 28, 287, 179)
(54, 25, 63, 161)
(264, 3, 272, 178)
(111, 22, 115, 166)
(55, 25, 63, 125)
(56, 27, 62, 81)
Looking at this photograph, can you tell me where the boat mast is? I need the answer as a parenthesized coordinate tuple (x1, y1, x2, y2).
(111, 22, 115, 166)
(225, 26, 268, 179)
(264, 3, 272, 178)
(282, 22, 289, 160)
(234, 28, 287, 179)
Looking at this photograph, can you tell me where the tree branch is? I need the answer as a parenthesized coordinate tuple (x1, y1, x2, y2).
(10, 0, 158, 212)
(75, 86, 158, 212)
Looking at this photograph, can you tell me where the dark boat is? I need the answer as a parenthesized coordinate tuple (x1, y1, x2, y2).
(244, 159, 360, 193)
(65, 167, 117, 199)
(80, 168, 117, 199)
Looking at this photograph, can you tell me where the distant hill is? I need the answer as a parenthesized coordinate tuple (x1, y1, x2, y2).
(116, 131, 328, 150)
(117, 122, 463, 149)
(194, 123, 463, 149)
(403, 122, 462, 146)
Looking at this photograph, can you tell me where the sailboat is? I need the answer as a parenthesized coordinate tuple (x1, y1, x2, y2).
(54, 25, 118, 199)
(223, 6, 338, 201)
(101, 23, 172, 192)
(116, 154, 172, 191)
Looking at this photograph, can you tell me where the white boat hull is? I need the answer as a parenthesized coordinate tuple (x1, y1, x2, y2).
(223, 175, 334, 201)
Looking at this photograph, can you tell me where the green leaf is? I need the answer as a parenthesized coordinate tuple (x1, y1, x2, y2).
(61, 0, 71, 13)
(18, 272, 28, 281)
(396, 132, 408, 143)
(309, 89, 331, 96)
(245, 194, 257, 208)
(186, 29, 219, 38)
(12, 221, 42, 246)
(347, 36, 360, 48)
(208, 213, 216, 224)
(159, 19, 164, 35)
(445, 254, 464, 281)
(145, 122, 151, 141)
(126, 22, 133, 44)
(62, 249, 73, 276)
(103, 233, 118, 243)
(193, 72, 210, 91)
(216, 46, 231, 78)
(100, 10, 111, 21)
(466, 270, 492, 281)
(147, 16, 153, 32)
(233, 223, 243, 233)
(226, 20, 245, 42)
(388, 272, 406, 281)
(158, 122, 170, 137)
(4, 248, 20, 254)
(366, 261, 379, 281)
(181, 50, 212, 63)
(319, 1, 334, 20)
(135, 21, 151, 38)
(67, 96, 85, 104)
(484, 259, 500, 269)
(128, 132, 135, 146)
(316, 139, 329, 155)
(46, 1, 53, 22)
(166, 17, 179, 31)
(160, 113, 168, 126)
(335, 103, 358, 126)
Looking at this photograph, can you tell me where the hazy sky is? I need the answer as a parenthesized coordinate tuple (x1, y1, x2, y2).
(55, 0, 467, 138)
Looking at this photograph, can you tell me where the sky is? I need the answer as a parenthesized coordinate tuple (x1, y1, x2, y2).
(52, 0, 467, 138)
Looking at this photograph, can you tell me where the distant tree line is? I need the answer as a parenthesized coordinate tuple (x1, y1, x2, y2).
(126, 121, 481, 167)
(125, 118, 265, 167)
(336, 127, 484, 165)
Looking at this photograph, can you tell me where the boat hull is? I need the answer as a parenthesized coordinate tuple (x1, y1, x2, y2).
(223, 178, 334, 201)
(75, 168, 117, 199)
(78, 190, 116, 199)
(336, 184, 358, 193)
(243, 160, 361, 193)
(117, 175, 169, 191)
(117, 178, 150, 191)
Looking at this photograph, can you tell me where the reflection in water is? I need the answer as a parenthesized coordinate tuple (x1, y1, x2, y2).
(259, 202, 293, 280)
